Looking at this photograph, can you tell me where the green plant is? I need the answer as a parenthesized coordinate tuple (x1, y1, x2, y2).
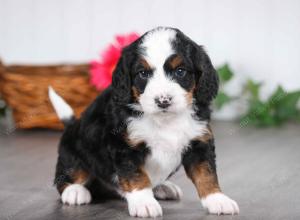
(241, 81, 300, 126)
(214, 63, 300, 127)
(214, 64, 236, 109)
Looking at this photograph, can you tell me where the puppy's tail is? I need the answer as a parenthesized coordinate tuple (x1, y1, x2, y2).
(48, 86, 75, 127)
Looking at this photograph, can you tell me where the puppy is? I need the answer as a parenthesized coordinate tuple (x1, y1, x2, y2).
(49, 27, 239, 218)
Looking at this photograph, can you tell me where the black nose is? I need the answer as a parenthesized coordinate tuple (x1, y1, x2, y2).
(155, 95, 172, 109)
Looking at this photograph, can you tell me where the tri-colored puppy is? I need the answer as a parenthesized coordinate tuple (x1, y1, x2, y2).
(49, 27, 239, 218)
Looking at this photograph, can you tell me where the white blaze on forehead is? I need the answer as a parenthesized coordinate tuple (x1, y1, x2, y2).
(141, 28, 176, 68)
(138, 28, 187, 115)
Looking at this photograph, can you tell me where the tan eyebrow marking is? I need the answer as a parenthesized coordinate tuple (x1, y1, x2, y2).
(169, 55, 183, 69)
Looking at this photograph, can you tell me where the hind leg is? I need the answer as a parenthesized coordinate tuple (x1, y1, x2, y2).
(61, 183, 92, 205)
(55, 160, 92, 205)
(153, 181, 183, 200)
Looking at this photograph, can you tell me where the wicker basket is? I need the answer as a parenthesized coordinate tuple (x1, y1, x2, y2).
(0, 60, 99, 130)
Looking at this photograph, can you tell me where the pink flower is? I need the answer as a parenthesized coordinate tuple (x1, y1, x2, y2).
(90, 32, 140, 90)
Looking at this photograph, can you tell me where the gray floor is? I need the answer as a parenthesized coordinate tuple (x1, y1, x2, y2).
(0, 121, 300, 220)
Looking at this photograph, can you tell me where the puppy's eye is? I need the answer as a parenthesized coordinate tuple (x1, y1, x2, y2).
(174, 67, 187, 78)
(138, 70, 152, 79)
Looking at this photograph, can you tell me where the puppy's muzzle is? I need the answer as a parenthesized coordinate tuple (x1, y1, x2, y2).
(155, 95, 172, 109)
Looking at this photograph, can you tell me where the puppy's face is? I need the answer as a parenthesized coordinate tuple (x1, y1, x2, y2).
(112, 27, 219, 115)
(132, 30, 195, 115)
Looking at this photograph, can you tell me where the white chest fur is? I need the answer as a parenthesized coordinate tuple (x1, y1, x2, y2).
(127, 110, 207, 186)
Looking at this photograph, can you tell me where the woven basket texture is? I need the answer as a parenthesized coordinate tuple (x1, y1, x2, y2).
(0, 61, 99, 130)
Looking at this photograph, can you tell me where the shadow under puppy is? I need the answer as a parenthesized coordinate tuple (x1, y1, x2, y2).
(49, 27, 239, 218)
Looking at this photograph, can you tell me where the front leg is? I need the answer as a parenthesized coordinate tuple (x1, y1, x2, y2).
(182, 139, 239, 215)
(119, 167, 162, 218)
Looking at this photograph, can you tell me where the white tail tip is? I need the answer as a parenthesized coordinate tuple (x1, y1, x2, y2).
(48, 86, 74, 121)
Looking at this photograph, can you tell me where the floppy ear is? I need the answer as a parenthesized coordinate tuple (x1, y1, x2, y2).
(111, 52, 132, 105)
(193, 45, 219, 105)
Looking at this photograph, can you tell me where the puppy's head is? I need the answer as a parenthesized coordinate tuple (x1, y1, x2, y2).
(112, 27, 219, 115)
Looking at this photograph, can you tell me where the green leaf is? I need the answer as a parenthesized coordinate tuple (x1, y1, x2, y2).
(267, 86, 286, 107)
(241, 84, 300, 127)
(275, 90, 300, 121)
(215, 62, 300, 127)
(243, 79, 263, 100)
(240, 99, 276, 127)
(217, 64, 234, 83)
(214, 92, 232, 109)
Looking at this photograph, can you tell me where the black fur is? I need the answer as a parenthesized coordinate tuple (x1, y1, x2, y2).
(193, 45, 219, 105)
(54, 27, 219, 203)
(111, 51, 133, 105)
(172, 29, 219, 105)
(182, 139, 217, 176)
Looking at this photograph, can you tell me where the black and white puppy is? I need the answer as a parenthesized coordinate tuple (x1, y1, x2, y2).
(49, 27, 239, 218)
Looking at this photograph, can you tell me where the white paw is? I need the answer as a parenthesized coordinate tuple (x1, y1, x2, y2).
(153, 181, 183, 200)
(61, 184, 92, 205)
(201, 192, 239, 215)
(126, 188, 163, 218)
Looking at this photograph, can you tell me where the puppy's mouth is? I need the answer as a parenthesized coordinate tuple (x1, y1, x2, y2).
(156, 105, 170, 112)
(154, 107, 177, 116)
(156, 109, 169, 115)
